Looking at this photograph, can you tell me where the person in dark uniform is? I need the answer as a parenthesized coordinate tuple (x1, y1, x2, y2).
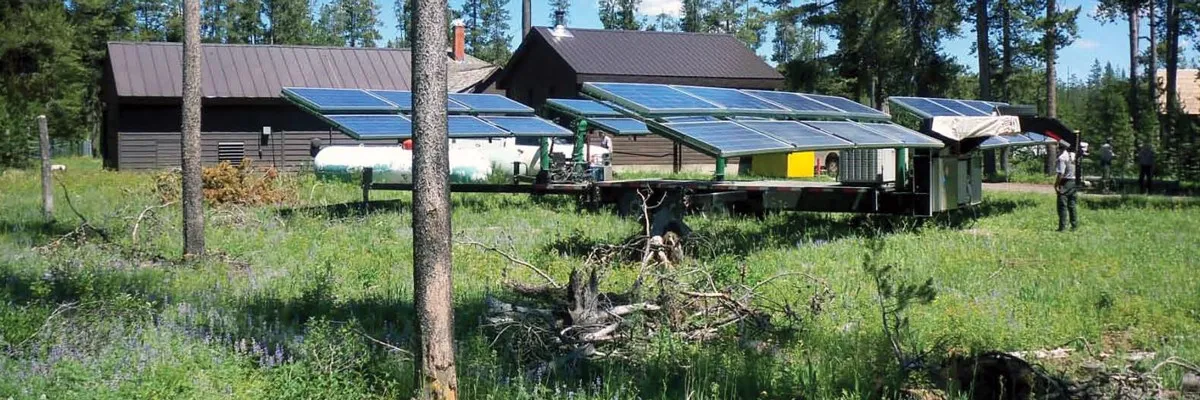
(1055, 139, 1078, 232)
(1137, 142, 1155, 194)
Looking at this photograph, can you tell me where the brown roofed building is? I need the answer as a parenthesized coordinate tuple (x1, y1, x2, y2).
(101, 40, 498, 170)
(496, 26, 785, 172)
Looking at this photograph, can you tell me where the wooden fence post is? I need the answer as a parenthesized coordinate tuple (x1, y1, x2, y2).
(38, 115, 53, 222)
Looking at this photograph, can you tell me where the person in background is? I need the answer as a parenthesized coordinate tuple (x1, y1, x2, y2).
(1137, 142, 1154, 194)
(1098, 138, 1114, 192)
(1055, 139, 1078, 232)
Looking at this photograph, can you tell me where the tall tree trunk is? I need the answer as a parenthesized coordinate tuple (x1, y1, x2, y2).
(1000, 0, 1013, 102)
(1129, 5, 1140, 135)
(978, 0, 997, 176)
(909, 0, 923, 95)
(1147, 1, 1159, 143)
(1163, 0, 1179, 173)
(1044, 0, 1058, 174)
(412, 0, 457, 395)
(181, 0, 205, 257)
(977, 0, 992, 100)
(522, 0, 531, 37)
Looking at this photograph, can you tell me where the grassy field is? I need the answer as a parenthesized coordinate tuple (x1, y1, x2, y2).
(2, 158, 1199, 399)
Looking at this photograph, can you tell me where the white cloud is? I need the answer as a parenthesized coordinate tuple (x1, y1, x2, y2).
(1074, 39, 1100, 50)
(638, 0, 683, 17)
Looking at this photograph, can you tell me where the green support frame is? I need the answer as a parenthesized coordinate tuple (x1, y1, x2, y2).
(573, 119, 588, 166)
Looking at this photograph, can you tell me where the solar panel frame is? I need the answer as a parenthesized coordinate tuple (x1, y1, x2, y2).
(480, 116, 573, 137)
(959, 100, 1000, 115)
(857, 123, 946, 148)
(736, 121, 856, 151)
(544, 98, 624, 117)
(672, 85, 789, 115)
(323, 114, 413, 139)
(447, 115, 510, 138)
(282, 87, 399, 113)
(802, 121, 904, 149)
(449, 93, 535, 114)
(660, 121, 794, 157)
(588, 118, 651, 135)
(979, 135, 1010, 149)
(583, 82, 724, 116)
(369, 90, 471, 112)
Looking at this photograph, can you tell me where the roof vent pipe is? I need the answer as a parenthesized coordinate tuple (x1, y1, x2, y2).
(550, 11, 573, 38)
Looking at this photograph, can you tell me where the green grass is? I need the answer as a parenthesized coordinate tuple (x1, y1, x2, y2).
(2, 157, 1199, 399)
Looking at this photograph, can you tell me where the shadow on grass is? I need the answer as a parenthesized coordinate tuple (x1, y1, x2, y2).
(276, 193, 577, 220)
(1081, 195, 1200, 211)
(544, 198, 1036, 260)
(0, 219, 92, 248)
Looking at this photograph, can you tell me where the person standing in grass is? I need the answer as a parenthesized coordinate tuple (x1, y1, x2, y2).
(1055, 139, 1078, 232)
(1137, 142, 1155, 194)
(1098, 139, 1114, 192)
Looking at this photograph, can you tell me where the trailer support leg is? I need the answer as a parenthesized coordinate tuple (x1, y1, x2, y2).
(714, 157, 726, 180)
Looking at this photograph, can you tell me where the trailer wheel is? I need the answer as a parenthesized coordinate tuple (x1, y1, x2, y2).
(825, 154, 839, 177)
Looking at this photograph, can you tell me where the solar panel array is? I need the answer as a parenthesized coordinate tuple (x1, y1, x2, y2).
(545, 99, 625, 117)
(656, 120, 944, 157)
(583, 82, 890, 119)
(888, 96, 1008, 117)
(588, 118, 651, 135)
(282, 87, 568, 140)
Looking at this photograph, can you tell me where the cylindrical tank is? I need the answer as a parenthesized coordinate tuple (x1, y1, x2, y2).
(313, 145, 495, 183)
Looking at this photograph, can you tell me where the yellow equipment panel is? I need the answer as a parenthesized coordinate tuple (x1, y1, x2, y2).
(751, 152, 816, 178)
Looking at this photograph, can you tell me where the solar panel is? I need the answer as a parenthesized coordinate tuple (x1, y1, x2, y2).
(929, 98, 989, 116)
(589, 118, 650, 135)
(282, 88, 398, 113)
(743, 90, 841, 113)
(1002, 133, 1035, 145)
(803, 121, 902, 148)
(585, 83, 722, 114)
(370, 90, 471, 112)
(662, 116, 720, 122)
(1024, 132, 1054, 143)
(859, 123, 945, 147)
(325, 114, 412, 139)
(737, 121, 854, 151)
(889, 97, 959, 117)
(448, 116, 508, 137)
(449, 93, 534, 114)
(959, 100, 998, 114)
(481, 116, 572, 137)
(545, 99, 623, 117)
(661, 121, 793, 157)
(805, 94, 887, 116)
(673, 85, 787, 113)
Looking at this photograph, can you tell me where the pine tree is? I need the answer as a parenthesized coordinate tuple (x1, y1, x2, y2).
(648, 13, 679, 31)
(228, 0, 265, 44)
(392, 0, 413, 47)
(265, 0, 315, 44)
(201, 0, 232, 42)
(460, 0, 483, 54)
(477, 0, 512, 63)
(315, 0, 382, 47)
(1085, 61, 1135, 169)
(599, 0, 640, 30)
(680, 0, 708, 32)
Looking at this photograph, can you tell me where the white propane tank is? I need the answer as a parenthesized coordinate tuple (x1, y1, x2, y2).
(313, 145, 493, 183)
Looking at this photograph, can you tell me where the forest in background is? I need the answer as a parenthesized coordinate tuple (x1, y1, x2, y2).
(0, 0, 1198, 177)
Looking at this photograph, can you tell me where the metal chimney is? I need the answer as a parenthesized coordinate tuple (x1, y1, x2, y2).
(554, 10, 565, 27)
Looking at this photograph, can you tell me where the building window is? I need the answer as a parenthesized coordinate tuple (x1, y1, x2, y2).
(218, 142, 245, 163)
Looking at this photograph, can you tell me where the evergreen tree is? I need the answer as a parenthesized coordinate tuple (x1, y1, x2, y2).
(228, 0, 265, 43)
(476, 0, 512, 63)
(392, 0, 413, 47)
(1084, 61, 1135, 169)
(648, 13, 679, 31)
(265, 0, 315, 44)
(201, 0, 232, 42)
(315, 0, 382, 46)
(680, 0, 708, 32)
(460, 0, 483, 54)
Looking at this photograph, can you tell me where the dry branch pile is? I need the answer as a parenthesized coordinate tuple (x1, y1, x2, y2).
(155, 159, 292, 206)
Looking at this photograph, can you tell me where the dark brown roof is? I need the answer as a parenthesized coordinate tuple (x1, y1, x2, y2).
(106, 41, 498, 98)
(501, 27, 783, 85)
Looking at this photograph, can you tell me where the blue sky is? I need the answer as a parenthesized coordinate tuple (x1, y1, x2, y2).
(376, 0, 1197, 81)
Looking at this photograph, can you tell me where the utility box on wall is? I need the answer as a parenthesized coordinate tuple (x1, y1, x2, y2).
(750, 151, 816, 178)
(838, 149, 896, 183)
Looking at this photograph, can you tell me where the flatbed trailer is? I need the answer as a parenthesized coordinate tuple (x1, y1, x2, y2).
(360, 168, 929, 217)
